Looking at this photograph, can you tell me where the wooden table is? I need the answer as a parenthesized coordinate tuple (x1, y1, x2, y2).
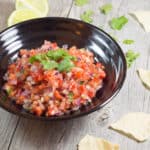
(0, 0, 150, 149)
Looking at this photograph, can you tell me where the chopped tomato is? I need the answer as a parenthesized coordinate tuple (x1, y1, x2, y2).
(33, 106, 43, 116)
(51, 42, 58, 48)
(3, 41, 106, 117)
(54, 90, 63, 100)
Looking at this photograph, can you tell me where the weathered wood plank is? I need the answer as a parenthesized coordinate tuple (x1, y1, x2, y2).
(48, 0, 73, 17)
(0, 1, 19, 150)
(106, 0, 150, 149)
(0, 0, 73, 150)
(2, 0, 150, 150)
(0, 0, 15, 30)
(8, 0, 73, 150)
(0, 109, 18, 150)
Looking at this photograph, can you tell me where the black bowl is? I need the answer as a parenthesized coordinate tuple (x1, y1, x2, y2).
(0, 17, 126, 121)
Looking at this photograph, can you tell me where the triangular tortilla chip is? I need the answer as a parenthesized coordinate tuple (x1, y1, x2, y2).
(78, 135, 119, 150)
(137, 68, 150, 89)
(110, 112, 150, 142)
(130, 11, 150, 32)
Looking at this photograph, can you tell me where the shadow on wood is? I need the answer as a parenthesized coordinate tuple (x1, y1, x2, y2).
(9, 116, 89, 150)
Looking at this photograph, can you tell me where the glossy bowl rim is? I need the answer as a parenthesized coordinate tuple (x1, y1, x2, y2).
(0, 17, 127, 121)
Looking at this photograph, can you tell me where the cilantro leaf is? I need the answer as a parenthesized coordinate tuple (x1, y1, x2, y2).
(125, 50, 140, 68)
(64, 55, 77, 61)
(110, 16, 128, 30)
(58, 59, 74, 72)
(41, 60, 58, 70)
(79, 81, 84, 85)
(6, 88, 12, 95)
(80, 10, 94, 23)
(68, 92, 74, 102)
(123, 39, 134, 45)
(29, 54, 46, 63)
(5, 86, 12, 96)
(100, 3, 112, 14)
(47, 49, 69, 60)
(74, 0, 89, 6)
(29, 49, 76, 72)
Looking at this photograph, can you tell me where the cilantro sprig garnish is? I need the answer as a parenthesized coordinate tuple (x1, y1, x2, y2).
(29, 49, 76, 72)
(100, 3, 112, 14)
(123, 39, 134, 45)
(41, 60, 58, 70)
(80, 10, 94, 23)
(47, 49, 69, 60)
(125, 50, 140, 68)
(68, 92, 74, 102)
(110, 16, 128, 30)
(57, 58, 74, 72)
(75, 0, 89, 6)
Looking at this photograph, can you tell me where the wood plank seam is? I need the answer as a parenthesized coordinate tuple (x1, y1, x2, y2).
(7, 118, 20, 150)
(67, 0, 74, 17)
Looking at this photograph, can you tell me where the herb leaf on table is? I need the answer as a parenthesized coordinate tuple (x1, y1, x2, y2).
(123, 39, 134, 45)
(75, 0, 89, 6)
(125, 50, 140, 68)
(100, 3, 113, 14)
(80, 10, 94, 23)
(110, 16, 128, 30)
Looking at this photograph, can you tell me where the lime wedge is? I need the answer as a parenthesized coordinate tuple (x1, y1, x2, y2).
(8, 9, 40, 26)
(15, 0, 49, 17)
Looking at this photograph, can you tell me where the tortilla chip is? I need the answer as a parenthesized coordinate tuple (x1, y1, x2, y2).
(130, 11, 150, 32)
(78, 135, 119, 150)
(110, 112, 150, 142)
(137, 68, 150, 90)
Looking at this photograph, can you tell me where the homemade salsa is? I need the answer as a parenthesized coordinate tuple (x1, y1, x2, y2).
(3, 41, 106, 116)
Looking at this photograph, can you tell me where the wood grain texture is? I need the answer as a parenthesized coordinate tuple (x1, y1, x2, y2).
(0, 109, 18, 150)
(0, 0, 150, 150)
(0, 0, 15, 30)
(0, 1, 19, 150)
(48, 0, 73, 17)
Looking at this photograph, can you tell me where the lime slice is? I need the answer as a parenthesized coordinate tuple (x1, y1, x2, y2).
(15, 0, 49, 17)
(8, 9, 40, 26)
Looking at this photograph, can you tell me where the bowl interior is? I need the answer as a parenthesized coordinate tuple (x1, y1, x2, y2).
(0, 17, 126, 120)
